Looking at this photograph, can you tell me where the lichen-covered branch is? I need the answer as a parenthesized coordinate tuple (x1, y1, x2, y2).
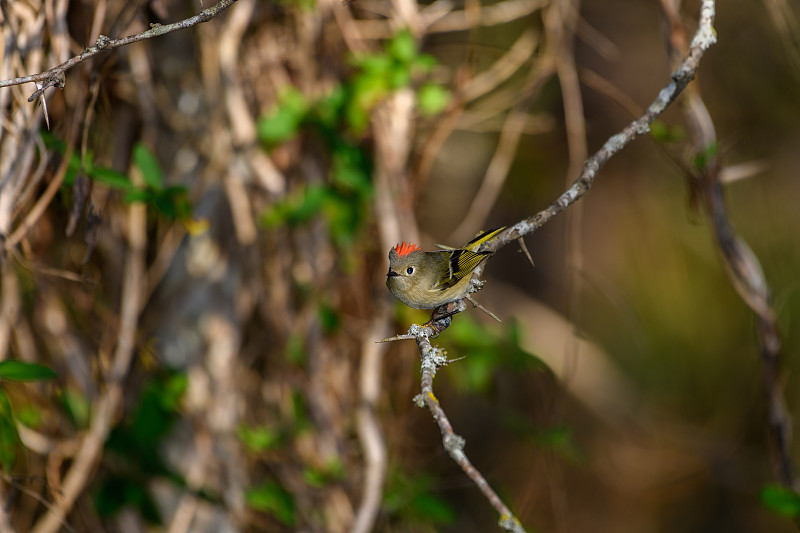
(399, 3, 718, 531)
(409, 324, 526, 533)
(482, 0, 717, 253)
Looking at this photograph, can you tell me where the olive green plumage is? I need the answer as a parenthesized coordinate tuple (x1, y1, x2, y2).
(385, 227, 505, 310)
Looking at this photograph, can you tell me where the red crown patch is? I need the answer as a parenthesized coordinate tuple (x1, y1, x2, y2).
(395, 242, 421, 256)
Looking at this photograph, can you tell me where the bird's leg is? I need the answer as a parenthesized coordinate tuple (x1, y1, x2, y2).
(424, 300, 467, 337)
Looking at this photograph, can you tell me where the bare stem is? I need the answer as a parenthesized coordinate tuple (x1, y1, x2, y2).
(401, 2, 718, 531)
(481, 0, 717, 253)
(411, 325, 527, 533)
(0, 0, 239, 96)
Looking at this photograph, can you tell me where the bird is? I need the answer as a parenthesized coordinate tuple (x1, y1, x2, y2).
(385, 227, 505, 311)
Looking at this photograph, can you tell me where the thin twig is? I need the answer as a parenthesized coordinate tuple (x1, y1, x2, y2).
(427, 0, 548, 33)
(0, 0, 239, 94)
(481, 0, 717, 253)
(352, 311, 390, 533)
(410, 325, 526, 532)
(450, 105, 529, 243)
(660, 0, 794, 489)
(398, 4, 717, 531)
(30, 148, 149, 533)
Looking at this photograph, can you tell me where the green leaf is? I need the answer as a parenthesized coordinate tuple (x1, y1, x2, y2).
(40, 130, 66, 152)
(323, 193, 363, 246)
(388, 29, 417, 64)
(257, 88, 309, 145)
(284, 332, 306, 366)
(130, 375, 186, 448)
(302, 457, 344, 487)
(302, 467, 327, 488)
(534, 425, 584, 462)
(761, 485, 800, 517)
(411, 493, 457, 524)
(16, 405, 43, 429)
(417, 83, 451, 116)
(260, 186, 331, 228)
(152, 187, 190, 220)
(290, 390, 311, 432)
(649, 120, 684, 143)
(160, 373, 188, 411)
(0, 360, 57, 382)
(314, 85, 347, 128)
(133, 143, 164, 190)
(331, 146, 371, 195)
(412, 53, 437, 73)
(353, 54, 393, 76)
(124, 188, 153, 204)
(0, 390, 18, 472)
(258, 108, 303, 145)
(692, 142, 719, 171)
(317, 303, 341, 334)
(441, 317, 551, 393)
(95, 475, 162, 524)
(89, 167, 134, 190)
(383, 469, 456, 526)
(387, 66, 411, 89)
(245, 482, 295, 526)
(62, 388, 91, 429)
(237, 425, 281, 452)
(348, 74, 389, 130)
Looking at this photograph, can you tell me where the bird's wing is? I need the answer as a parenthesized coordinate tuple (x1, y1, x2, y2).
(432, 249, 489, 290)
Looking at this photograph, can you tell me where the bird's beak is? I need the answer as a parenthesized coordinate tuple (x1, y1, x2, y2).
(386, 269, 399, 277)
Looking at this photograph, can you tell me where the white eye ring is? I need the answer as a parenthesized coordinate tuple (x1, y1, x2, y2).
(406, 266, 414, 275)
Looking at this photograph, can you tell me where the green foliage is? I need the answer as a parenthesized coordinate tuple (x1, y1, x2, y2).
(132, 143, 164, 189)
(0, 361, 57, 472)
(284, 332, 306, 366)
(383, 468, 457, 527)
(440, 316, 550, 394)
(237, 424, 282, 453)
(61, 387, 91, 429)
(692, 142, 719, 171)
(245, 481, 296, 526)
(290, 389, 312, 433)
(0, 390, 19, 472)
(95, 372, 189, 523)
(301, 457, 344, 488)
(0, 360, 57, 382)
(257, 88, 310, 146)
(95, 476, 162, 524)
(41, 133, 192, 221)
(317, 302, 341, 334)
(761, 485, 800, 517)
(347, 29, 447, 130)
(16, 404, 43, 429)
(129, 143, 192, 221)
(417, 83, 451, 116)
(40, 131, 131, 190)
(503, 413, 584, 463)
(649, 120, 685, 143)
(258, 29, 449, 247)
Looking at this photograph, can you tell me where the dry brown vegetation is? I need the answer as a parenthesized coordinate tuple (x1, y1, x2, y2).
(1, 0, 799, 532)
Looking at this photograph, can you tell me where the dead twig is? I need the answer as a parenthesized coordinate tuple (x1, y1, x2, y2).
(396, 4, 717, 530)
(0, 0, 239, 95)
(660, 0, 794, 489)
(481, 0, 717, 253)
(409, 324, 526, 532)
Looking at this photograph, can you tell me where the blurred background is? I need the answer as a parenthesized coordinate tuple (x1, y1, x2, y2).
(1, 0, 799, 532)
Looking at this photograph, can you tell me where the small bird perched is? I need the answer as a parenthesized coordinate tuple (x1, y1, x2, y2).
(385, 227, 505, 311)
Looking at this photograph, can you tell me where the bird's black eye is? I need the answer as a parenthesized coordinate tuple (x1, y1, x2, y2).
(406, 266, 414, 275)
